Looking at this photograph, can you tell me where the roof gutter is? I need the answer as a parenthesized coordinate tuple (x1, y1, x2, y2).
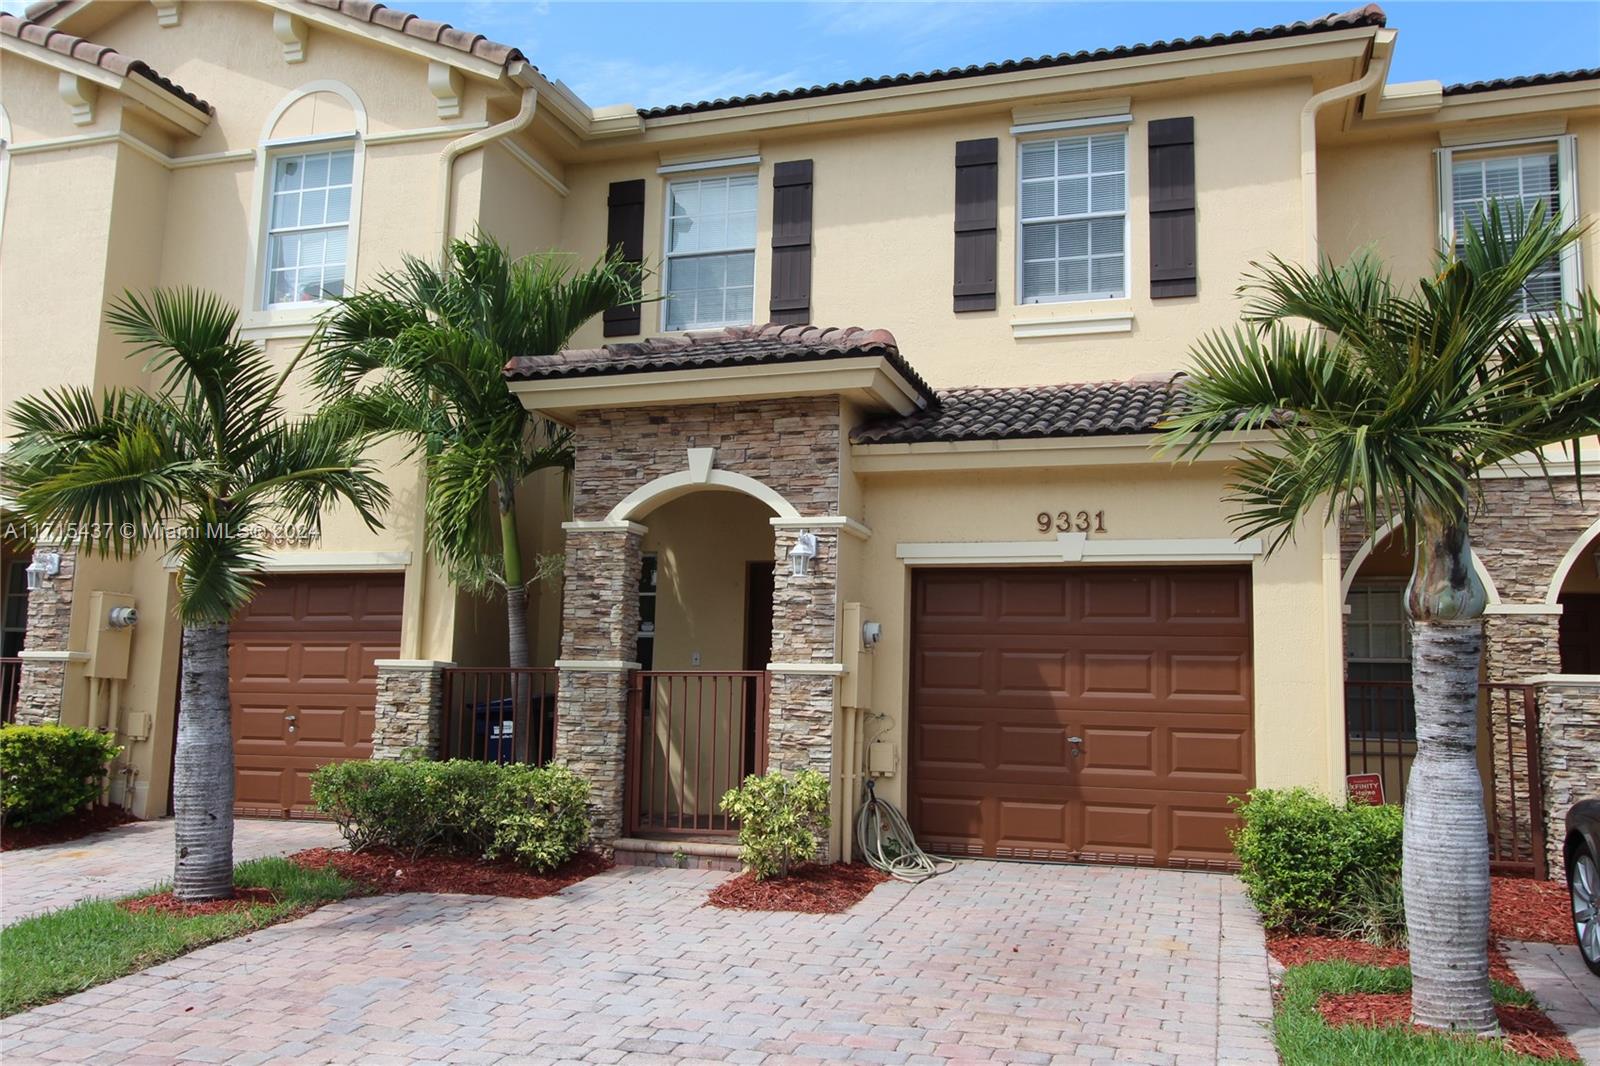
(435, 66, 538, 257)
(1299, 27, 1395, 263)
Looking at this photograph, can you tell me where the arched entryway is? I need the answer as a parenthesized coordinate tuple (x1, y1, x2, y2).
(1550, 520, 1600, 674)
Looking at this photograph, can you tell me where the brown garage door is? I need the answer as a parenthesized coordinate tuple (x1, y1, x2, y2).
(910, 567, 1252, 869)
(229, 574, 403, 815)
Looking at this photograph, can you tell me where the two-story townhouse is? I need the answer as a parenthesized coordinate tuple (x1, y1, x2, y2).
(1, 0, 1595, 873)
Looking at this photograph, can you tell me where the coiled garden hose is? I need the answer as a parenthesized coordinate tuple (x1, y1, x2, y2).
(854, 779, 957, 883)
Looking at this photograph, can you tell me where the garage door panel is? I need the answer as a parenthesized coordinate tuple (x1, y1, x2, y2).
(997, 576, 1070, 619)
(1081, 652, 1156, 696)
(1080, 573, 1157, 621)
(917, 647, 987, 692)
(997, 651, 1069, 693)
(1168, 805, 1241, 863)
(225, 575, 402, 816)
(997, 800, 1070, 848)
(996, 724, 1069, 770)
(910, 567, 1252, 868)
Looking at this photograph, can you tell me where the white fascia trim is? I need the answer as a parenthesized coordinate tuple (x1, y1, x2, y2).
(1526, 674, 1600, 687)
(896, 533, 1263, 566)
(1479, 457, 1579, 480)
(555, 658, 641, 671)
(160, 550, 411, 573)
(18, 650, 90, 662)
(562, 519, 648, 535)
(767, 661, 846, 675)
(769, 516, 872, 540)
(1009, 113, 1133, 136)
(1011, 311, 1134, 338)
(657, 154, 761, 175)
(373, 659, 455, 670)
(498, 140, 569, 197)
(1484, 603, 1564, 616)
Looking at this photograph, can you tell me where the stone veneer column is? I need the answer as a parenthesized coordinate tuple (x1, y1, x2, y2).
(14, 547, 77, 726)
(1535, 681, 1599, 882)
(370, 660, 451, 759)
(554, 525, 643, 848)
(766, 528, 838, 778)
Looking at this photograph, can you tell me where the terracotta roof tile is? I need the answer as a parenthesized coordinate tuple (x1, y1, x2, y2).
(1442, 68, 1600, 96)
(851, 378, 1185, 445)
(0, 13, 211, 114)
(504, 323, 937, 404)
(639, 5, 1387, 118)
(296, 0, 529, 70)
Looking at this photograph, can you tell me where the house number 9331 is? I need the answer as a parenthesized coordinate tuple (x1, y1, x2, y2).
(1037, 510, 1107, 534)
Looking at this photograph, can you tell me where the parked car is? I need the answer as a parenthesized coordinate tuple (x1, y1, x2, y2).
(1567, 798, 1600, 976)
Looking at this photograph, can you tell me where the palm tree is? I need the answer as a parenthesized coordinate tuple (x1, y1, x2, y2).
(3, 290, 387, 901)
(1164, 203, 1599, 1033)
(309, 233, 643, 669)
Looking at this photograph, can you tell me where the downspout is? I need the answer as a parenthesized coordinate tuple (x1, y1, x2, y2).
(402, 73, 539, 660)
(1299, 27, 1394, 264)
(1297, 27, 1393, 795)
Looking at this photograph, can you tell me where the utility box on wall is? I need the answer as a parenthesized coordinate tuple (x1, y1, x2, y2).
(85, 591, 136, 679)
(840, 601, 875, 710)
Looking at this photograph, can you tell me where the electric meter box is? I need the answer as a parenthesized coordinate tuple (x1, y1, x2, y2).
(85, 591, 136, 680)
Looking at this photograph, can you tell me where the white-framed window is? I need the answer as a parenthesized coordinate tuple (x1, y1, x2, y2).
(1018, 132, 1128, 304)
(663, 173, 757, 331)
(1437, 135, 1580, 316)
(263, 144, 356, 308)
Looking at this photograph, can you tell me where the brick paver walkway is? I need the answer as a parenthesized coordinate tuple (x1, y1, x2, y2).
(1504, 940, 1600, 1064)
(1, 817, 342, 924)
(0, 860, 1276, 1065)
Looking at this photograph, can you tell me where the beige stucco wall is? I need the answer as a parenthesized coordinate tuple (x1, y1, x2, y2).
(846, 456, 1344, 810)
(1319, 114, 1600, 283)
(558, 79, 1312, 388)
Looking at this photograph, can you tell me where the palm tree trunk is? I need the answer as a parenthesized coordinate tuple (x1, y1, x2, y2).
(499, 479, 529, 670)
(172, 622, 235, 902)
(1404, 513, 1496, 1033)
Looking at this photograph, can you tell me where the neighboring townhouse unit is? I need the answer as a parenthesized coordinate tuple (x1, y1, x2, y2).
(1, 0, 1595, 871)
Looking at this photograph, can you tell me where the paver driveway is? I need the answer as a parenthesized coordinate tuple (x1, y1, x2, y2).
(1, 860, 1276, 1065)
(1, 818, 342, 925)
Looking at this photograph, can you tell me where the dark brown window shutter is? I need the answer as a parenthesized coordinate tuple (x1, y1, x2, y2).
(769, 160, 813, 325)
(1148, 117, 1196, 299)
(603, 178, 645, 337)
(953, 138, 998, 312)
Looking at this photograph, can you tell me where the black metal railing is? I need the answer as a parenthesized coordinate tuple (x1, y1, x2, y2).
(439, 667, 558, 765)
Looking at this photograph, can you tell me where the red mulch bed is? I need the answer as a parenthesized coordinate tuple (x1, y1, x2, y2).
(1267, 933, 1523, 987)
(706, 862, 888, 914)
(288, 846, 610, 899)
(119, 887, 280, 918)
(1, 805, 137, 851)
(1316, 991, 1580, 1062)
(1492, 876, 1574, 945)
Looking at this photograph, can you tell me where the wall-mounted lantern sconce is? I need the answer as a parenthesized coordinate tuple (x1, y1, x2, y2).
(24, 552, 61, 591)
(788, 532, 818, 578)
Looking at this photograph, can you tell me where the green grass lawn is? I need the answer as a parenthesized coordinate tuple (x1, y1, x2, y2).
(0, 857, 359, 1016)
(1275, 960, 1577, 1066)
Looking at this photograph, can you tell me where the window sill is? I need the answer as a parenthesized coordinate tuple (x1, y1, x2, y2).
(1010, 306, 1134, 339)
(240, 306, 328, 342)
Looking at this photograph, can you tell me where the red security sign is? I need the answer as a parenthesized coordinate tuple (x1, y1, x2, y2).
(1346, 774, 1386, 807)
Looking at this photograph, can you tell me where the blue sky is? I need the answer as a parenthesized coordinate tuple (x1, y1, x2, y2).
(394, 2, 1599, 109)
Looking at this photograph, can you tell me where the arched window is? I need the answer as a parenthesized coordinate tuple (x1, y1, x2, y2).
(246, 82, 367, 324)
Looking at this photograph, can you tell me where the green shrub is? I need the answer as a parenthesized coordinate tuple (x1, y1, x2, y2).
(1231, 787, 1404, 933)
(310, 759, 590, 871)
(1330, 869, 1408, 948)
(0, 725, 122, 827)
(720, 769, 830, 880)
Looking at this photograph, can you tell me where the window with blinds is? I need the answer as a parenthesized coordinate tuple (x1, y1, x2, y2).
(1448, 146, 1564, 315)
(1019, 132, 1127, 303)
(265, 147, 355, 307)
(664, 174, 757, 331)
